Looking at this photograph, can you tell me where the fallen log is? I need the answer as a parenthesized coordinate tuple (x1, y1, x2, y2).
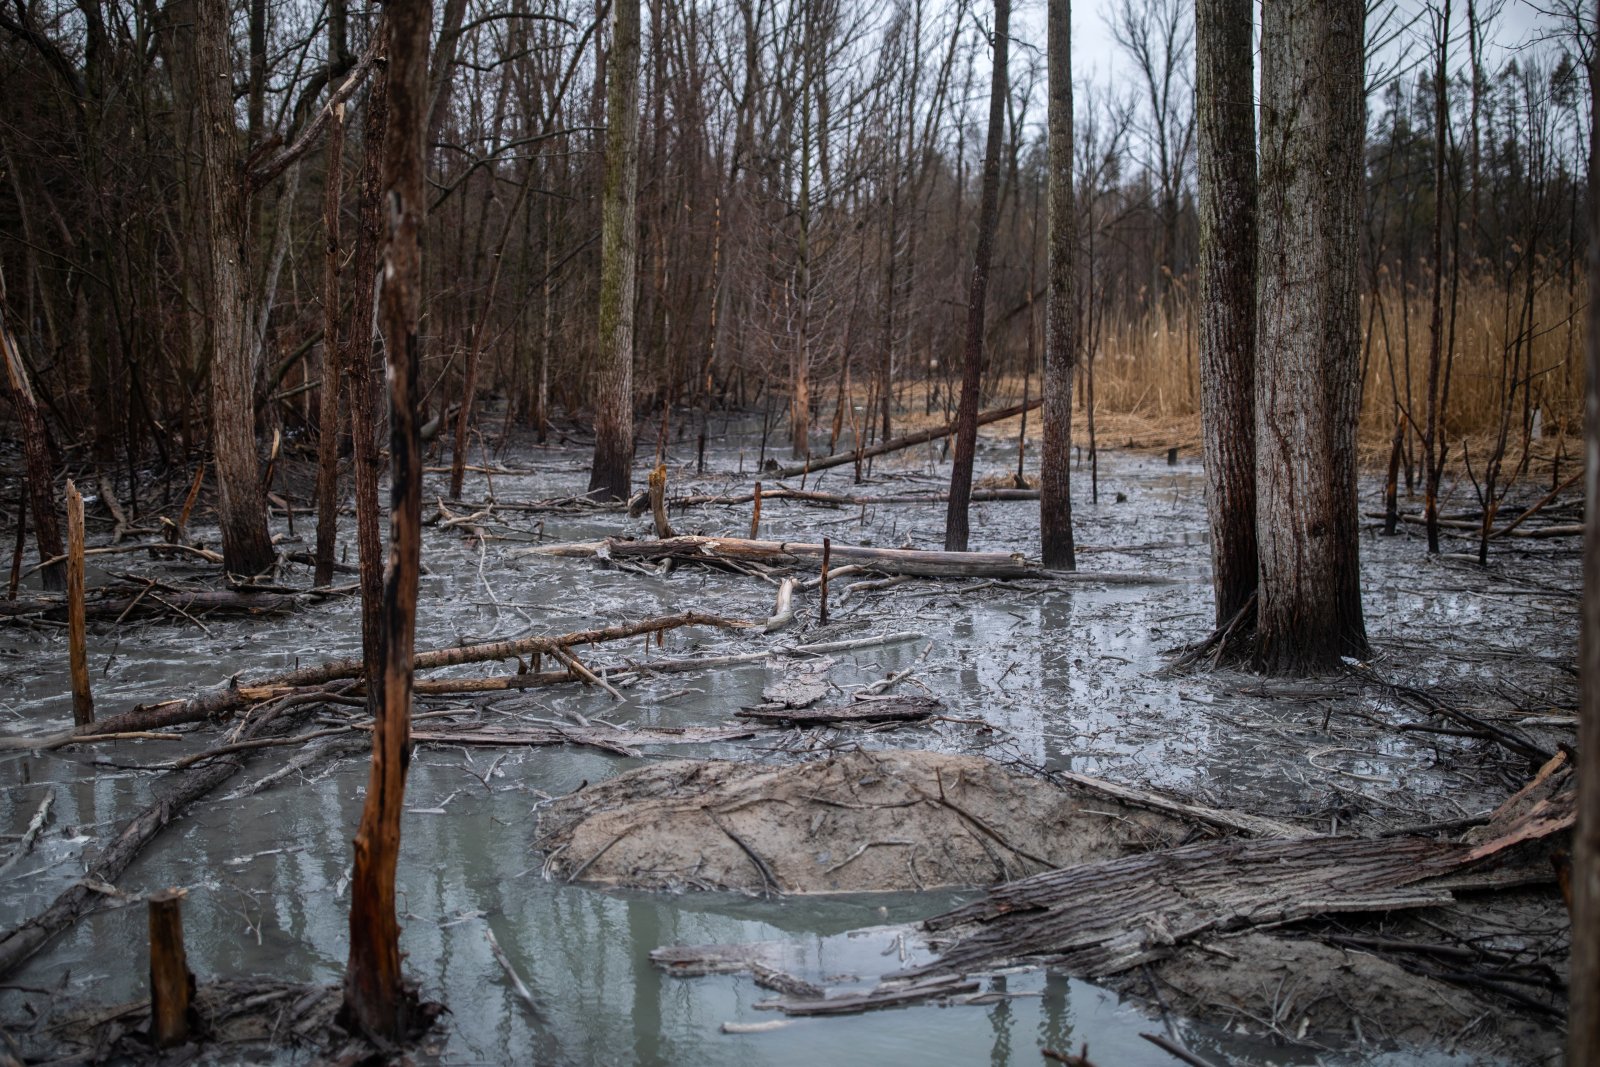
(397, 723, 760, 758)
(0, 588, 303, 620)
(673, 487, 1041, 508)
(2, 611, 749, 747)
(736, 696, 941, 726)
(764, 399, 1041, 481)
(525, 535, 1180, 585)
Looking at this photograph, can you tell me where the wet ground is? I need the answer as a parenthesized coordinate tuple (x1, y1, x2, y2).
(0, 417, 1578, 1064)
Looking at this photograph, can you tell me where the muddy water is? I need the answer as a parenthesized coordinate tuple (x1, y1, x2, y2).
(0, 422, 1574, 1064)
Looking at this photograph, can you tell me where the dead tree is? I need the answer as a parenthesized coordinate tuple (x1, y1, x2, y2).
(191, 0, 276, 577)
(343, 0, 428, 1041)
(588, 0, 642, 501)
(1253, 0, 1368, 673)
(344, 28, 392, 682)
(1038, 0, 1076, 569)
(1194, 0, 1257, 629)
(1421, 1, 1452, 554)
(1572, 17, 1600, 1064)
(313, 99, 348, 589)
(0, 292, 63, 590)
(943, 0, 1009, 552)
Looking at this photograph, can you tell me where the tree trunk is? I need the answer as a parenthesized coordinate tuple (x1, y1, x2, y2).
(1253, 0, 1367, 673)
(1195, 0, 1258, 628)
(344, 30, 391, 682)
(0, 300, 64, 591)
(342, 0, 428, 1041)
(588, 0, 642, 501)
(313, 101, 348, 589)
(1422, 3, 1452, 555)
(1038, 0, 1075, 570)
(1570, 19, 1600, 1064)
(193, 0, 275, 577)
(943, 0, 1009, 553)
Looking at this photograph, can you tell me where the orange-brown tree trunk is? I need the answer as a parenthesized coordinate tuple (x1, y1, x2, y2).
(342, 0, 428, 1041)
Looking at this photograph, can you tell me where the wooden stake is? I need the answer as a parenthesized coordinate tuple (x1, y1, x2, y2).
(648, 463, 675, 539)
(819, 537, 831, 624)
(65, 480, 93, 726)
(147, 887, 194, 1048)
(750, 481, 762, 540)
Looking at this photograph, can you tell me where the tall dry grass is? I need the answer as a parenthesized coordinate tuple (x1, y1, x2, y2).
(1058, 269, 1585, 481)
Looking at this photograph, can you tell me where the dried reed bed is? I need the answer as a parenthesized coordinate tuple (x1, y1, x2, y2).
(977, 272, 1587, 485)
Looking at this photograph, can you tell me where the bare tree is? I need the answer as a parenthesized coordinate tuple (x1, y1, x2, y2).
(1194, 0, 1256, 631)
(943, 0, 1009, 552)
(1107, 0, 1196, 297)
(589, 0, 642, 500)
(1253, 0, 1368, 673)
(1038, 0, 1075, 568)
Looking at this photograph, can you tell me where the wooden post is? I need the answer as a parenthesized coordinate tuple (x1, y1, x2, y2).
(648, 463, 674, 539)
(750, 481, 762, 540)
(65, 480, 93, 726)
(147, 887, 194, 1048)
(819, 537, 831, 624)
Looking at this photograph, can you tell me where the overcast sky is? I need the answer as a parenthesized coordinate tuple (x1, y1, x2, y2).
(1011, 0, 1565, 86)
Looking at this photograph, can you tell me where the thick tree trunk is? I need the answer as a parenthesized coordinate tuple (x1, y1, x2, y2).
(313, 102, 348, 589)
(342, 0, 428, 1041)
(1571, 21, 1600, 1065)
(1038, 0, 1075, 570)
(1195, 0, 1258, 629)
(344, 32, 391, 682)
(1253, 0, 1368, 673)
(193, 0, 275, 577)
(588, 0, 641, 501)
(943, 0, 1009, 552)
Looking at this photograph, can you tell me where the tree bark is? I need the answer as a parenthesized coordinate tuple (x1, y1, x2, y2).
(343, 0, 428, 1041)
(588, 0, 642, 500)
(944, 0, 1009, 552)
(146, 888, 195, 1049)
(1039, 0, 1075, 569)
(1253, 0, 1368, 673)
(344, 30, 391, 684)
(192, 0, 275, 577)
(1194, 0, 1258, 628)
(1571, 15, 1600, 1063)
(313, 101, 348, 588)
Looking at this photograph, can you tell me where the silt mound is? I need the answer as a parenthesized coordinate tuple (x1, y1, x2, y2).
(537, 749, 1188, 892)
